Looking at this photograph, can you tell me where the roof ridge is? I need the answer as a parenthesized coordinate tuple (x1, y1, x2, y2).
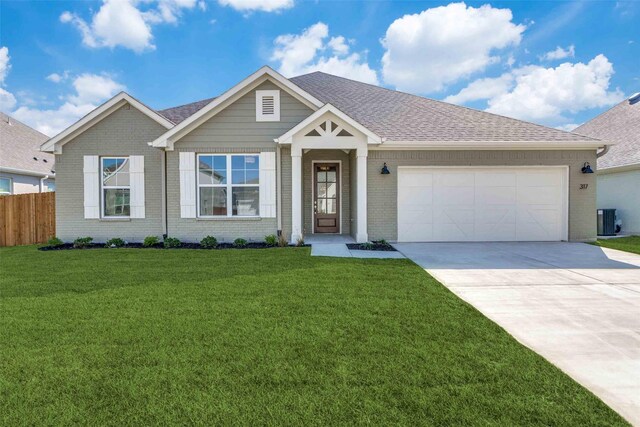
(292, 71, 602, 142)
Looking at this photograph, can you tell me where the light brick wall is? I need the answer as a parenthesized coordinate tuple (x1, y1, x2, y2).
(367, 149, 598, 242)
(55, 106, 167, 242)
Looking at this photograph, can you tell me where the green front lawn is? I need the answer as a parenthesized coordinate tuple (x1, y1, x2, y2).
(592, 236, 640, 255)
(0, 246, 626, 425)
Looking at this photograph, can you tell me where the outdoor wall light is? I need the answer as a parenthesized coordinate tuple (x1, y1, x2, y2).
(381, 163, 390, 175)
(581, 162, 594, 174)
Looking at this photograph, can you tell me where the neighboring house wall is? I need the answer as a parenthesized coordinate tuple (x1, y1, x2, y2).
(166, 81, 313, 242)
(597, 169, 640, 234)
(0, 172, 53, 194)
(55, 106, 167, 242)
(367, 150, 598, 242)
(302, 149, 351, 235)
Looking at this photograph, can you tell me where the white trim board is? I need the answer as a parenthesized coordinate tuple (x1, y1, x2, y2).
(310, 160, 343, 235)
(41, 92, 174, 154)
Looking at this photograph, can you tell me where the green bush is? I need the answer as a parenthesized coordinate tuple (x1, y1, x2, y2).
(46, 236, 64, 247)
(233, 238, 247, 248)
(73, 237, 93, 248)
(200, 235, 218, 249)
(378, 239, 389, 246)
(105, 238, 126, 248)
(143, 236, 159, 247)
(361, 242, 374, 250)
(163, 237, 181, 248)
(264, 234, 278, 247)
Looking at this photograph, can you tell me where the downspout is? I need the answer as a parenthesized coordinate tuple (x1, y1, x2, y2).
(39, 175, 49, 193)
(276, 144, 283, 235)
(597, 145, 609, 158)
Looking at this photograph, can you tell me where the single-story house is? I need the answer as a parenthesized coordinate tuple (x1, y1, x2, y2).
(574, 93, 640, 235)
(1, 112, 55, 195)
(41, 66, 608, 244)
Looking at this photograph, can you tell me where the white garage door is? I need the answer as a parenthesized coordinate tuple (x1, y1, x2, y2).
(397, 167, 568, 242)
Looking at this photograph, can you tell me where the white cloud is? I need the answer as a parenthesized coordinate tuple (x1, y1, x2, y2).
(0, 46, 16, 112)
(0, 46, 10, 84)
(555, 123, 580, 132)
(271, 22, 378, 84)
(11, 73, 125, 136)
(218, 0, 293, 12)
(61, 0, 200, 53)
(381, 2, 525, 93)
(540, 45, 575, 61)
(46, 71, 70, 83)
(446, 55, 624, 124)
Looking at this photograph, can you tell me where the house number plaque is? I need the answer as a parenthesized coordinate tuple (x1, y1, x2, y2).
(580, 184, 589, 189)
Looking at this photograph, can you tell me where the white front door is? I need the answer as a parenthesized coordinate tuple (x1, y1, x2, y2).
(397, 167, 568, 242)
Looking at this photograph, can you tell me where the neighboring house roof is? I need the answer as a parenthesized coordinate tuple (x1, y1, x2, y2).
(158, 97, 216, 124)
(0, 112, 55, 176)
(573, 94, 640, 170)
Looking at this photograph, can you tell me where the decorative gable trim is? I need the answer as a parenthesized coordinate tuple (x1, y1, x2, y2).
(151, 66, 324, 151)
(275, 103, 383, 145)
(41, 92, 174, 154)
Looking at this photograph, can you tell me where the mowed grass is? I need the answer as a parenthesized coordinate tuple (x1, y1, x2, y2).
(0, 246, 627, 426)
(593, 235, 640, 255)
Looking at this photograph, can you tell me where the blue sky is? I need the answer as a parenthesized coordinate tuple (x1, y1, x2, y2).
(0, 0, 638, 136)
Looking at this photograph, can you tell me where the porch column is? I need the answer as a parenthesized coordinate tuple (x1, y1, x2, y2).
(356, 149, 368, 243)
(291, 148, 303, 243)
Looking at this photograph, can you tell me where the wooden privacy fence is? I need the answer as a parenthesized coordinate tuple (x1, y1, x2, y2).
(0, 192, 55, 247)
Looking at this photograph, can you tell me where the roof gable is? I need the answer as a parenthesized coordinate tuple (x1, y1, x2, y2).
(41, 92, 174, 154)
(151, 66, 323, 150)
(0, 112, 55, 176)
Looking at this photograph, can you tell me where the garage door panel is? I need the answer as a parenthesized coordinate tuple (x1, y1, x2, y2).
(397, 167, 566, 242)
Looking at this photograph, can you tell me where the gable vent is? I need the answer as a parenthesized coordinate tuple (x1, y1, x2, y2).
(256, 90, 280, 122)
(262, 96, 275, 116)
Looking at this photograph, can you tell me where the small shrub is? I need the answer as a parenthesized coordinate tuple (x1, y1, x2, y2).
(73, 236, 93, 248)
(361, 242, 374, 250)
(46, 236, 64, 247)
(296, 237, 305, 247)
(264, 234, 278, 247)
(143, 236, 160, 247)
(164, 237, 182, 248)
(277, 234, 288, 247)
(105, 237, 126, 248)
(378, 239, 390, 246)
(200, 235, 218, 249)
(233, 238, 247, 248)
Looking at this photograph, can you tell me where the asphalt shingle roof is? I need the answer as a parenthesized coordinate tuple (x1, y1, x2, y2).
(156, 71, 600, 144)
(574, 95, 640, 170)
(0, 112, 55, 175)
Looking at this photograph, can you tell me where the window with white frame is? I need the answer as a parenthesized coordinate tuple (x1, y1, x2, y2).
(255, 90, 280, 122)
(0, 177, 12, 195)
(198, 154, 259, 217)
(101, 157, 130, 217)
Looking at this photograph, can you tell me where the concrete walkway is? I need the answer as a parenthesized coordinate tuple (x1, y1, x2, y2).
(394, 242, 640, 425)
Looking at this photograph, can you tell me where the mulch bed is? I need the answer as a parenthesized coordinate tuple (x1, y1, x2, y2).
(346, 242, 397, 252)
(39, 242, 309, 251)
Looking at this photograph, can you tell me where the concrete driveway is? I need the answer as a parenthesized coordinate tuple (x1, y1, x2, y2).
(394, 242, 640, 425)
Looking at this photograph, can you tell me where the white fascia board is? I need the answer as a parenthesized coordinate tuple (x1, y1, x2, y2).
(371, 140, 610, 150)
(151, 66, 324, 150)
(0, 166, 54, 177)
(40, 92, 174, 154)
(275, 103, 382, 145)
